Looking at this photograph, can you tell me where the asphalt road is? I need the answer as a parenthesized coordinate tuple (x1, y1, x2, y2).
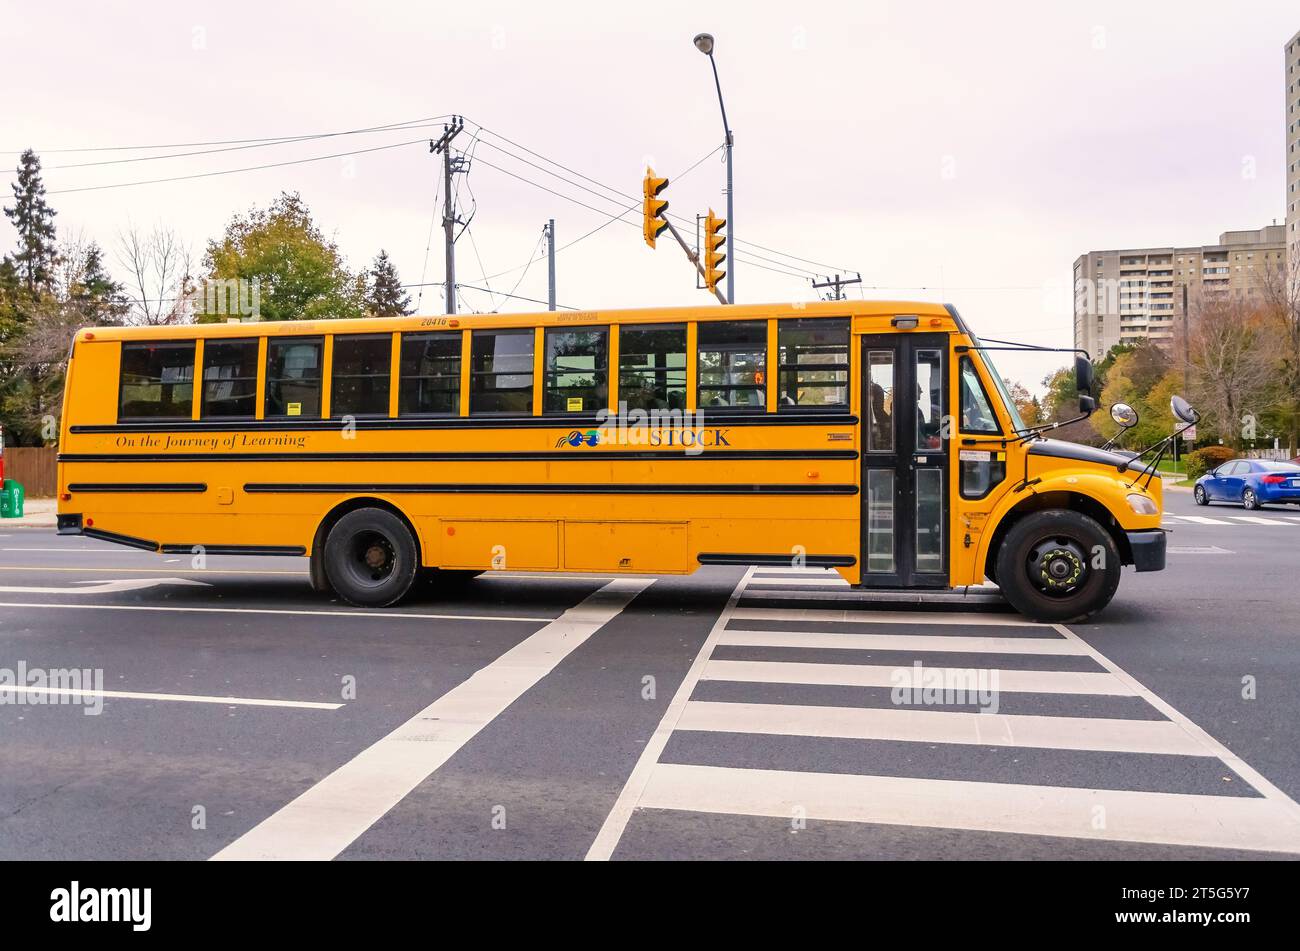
(1, 489, 1298, 861)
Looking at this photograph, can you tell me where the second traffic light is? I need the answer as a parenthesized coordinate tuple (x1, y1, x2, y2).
(703, 208, 727, 292)
(642, 168, 670, 248)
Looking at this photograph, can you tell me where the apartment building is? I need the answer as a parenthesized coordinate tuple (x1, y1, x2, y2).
(1072, 225, 1286, 360)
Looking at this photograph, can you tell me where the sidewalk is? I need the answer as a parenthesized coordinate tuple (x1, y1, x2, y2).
(0, 496, 56, 528)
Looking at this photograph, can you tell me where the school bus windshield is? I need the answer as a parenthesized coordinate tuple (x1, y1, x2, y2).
(971, 338, 1027, 432)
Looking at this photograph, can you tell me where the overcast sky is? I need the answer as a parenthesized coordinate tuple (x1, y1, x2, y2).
(2, 1, 1297, 392)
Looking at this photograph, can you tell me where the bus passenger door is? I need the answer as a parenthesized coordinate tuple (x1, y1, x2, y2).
(859, 333, 949, 588)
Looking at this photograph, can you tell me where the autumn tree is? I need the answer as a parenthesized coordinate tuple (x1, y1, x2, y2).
(1179, 298, 1277, 450)
(200, 192, 364, 322)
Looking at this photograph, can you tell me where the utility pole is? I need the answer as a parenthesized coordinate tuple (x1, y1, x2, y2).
(430, 117, 465, 314)
(546, 219, 556, 311)
(1181, 282, 1190, 392)
(811, 273, 862, 301)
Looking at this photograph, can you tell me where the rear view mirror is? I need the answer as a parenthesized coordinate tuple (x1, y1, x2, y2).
(1079, 394, 1096, 415)
(1075, 355, 1095, 397)
(1110, 403, 1139, 429)
(1171, 395, 1198, 424)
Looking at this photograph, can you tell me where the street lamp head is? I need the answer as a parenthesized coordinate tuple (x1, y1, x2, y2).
(693, 33, 714, 55)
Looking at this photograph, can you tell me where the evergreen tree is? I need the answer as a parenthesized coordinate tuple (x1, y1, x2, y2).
(365, 249, 412, 316)
(3, 149, 58, 295)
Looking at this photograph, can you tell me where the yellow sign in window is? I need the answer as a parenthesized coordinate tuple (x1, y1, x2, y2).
(567, 397, 583, 412)
(287, 402, 302, 416)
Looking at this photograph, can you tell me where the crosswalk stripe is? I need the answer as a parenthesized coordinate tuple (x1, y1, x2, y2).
(636, 763, 1300, 854)
(750, 567, 841, 576)
(745, 577, 850, 587)
(676, 700, 1210, 756)
(702, 659, 1136, 696)
(1174, 515, 1232, 525)
(729, 607, 1040, 627)
(717, 629, 1087, 655)
(1225, 515, 1289, 525)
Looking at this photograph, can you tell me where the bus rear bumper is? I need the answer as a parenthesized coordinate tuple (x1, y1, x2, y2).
(57, 513, 83, 535)
(1126, 529, 1167, 572)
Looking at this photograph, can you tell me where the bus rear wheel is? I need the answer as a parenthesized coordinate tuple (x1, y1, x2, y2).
(995, 509, 1121, 623)
(323, 508, 419, 607)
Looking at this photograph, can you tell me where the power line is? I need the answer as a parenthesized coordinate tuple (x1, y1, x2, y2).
(4, 115, 452, 155)
(45, 137, 428, 195)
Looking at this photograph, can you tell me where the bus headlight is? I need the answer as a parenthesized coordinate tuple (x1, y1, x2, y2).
(1127, 493, 1158, 516)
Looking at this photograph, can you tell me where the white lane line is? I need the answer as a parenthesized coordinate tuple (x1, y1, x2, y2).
(0, 565, 306, 576)
(702, 659, 1135, 696)
(0, 685, 341, 710)
(729, 606, 1039, 627)
(0, 601, 550, 623)
(636, 763, 1300, 855)
(676, 700, 1209, 756)
(1174, 515, 1231, 525)
(748, 567, 840, 576)
(213, 577, 652, 861)
(586, 567, 756, 861)
(1225, 515, 1290, 525)
(717, 629, 1087, 655)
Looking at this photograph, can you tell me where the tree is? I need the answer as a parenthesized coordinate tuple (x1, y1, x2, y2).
(199, 192, 364, 322)
(118, 223, 195, 325)
(3, 149, 58, 295)
(1003, 379, 1042, 427)
(1179, 298, 1276, 450)
(365, 249, 412, 317)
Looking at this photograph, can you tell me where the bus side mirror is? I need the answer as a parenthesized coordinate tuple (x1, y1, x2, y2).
(1171, 394, 1198, 424)
(1079, 394, 1096, 415)
(1110, 402, 1139, 429)
(1074, 354, 1095, 397)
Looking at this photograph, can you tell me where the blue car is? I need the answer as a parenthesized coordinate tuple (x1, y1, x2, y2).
(1194, 458, 1300, 509)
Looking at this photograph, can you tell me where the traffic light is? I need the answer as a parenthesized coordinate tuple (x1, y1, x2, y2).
(642, 167, 670, 248)
(703, 208, 727, 292)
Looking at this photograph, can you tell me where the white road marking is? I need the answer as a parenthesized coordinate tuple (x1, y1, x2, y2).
(744, 577, 850, 587)
(677, 700, 1211, 756)
(0, 577, 211, 595)
(717, 628, 1087, 655)
(0, 565, 306, 575)
(1174, 515, 1232, 525)
(702, 659, 1134, 696)
(1225, 515, 1289, 525)
(729, 606, 1037, 627)
(636, 764, 1300, 855)
(212, 577, 652, 861)
(1168, 546, 1233, 555)
(0, 684, 341, 710)
(586, 568, 756, 861)
(0, 601, 550, 623)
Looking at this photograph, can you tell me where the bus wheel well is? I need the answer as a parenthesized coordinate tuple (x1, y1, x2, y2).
(309, 498, 424, 593)
(983, 491, 1132, 583)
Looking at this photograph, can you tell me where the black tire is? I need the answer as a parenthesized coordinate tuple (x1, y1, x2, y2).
(1242, 488, 1260, 510)
(994, 509, 1122, 623)
(1193, 484, 1209, 506)
(322, 508, 419, 607)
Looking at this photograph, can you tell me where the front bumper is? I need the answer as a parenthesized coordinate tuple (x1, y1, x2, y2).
(1127, 529, 1167, 572)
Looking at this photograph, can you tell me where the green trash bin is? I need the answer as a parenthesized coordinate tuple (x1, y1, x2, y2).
(0, 479, 23, 519)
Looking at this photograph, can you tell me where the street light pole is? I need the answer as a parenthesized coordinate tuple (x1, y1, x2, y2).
(695, 33, 734, 305)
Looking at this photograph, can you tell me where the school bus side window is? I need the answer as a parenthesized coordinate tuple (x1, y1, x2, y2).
(265, 338, 323, 419)
(399, 332, 461, 415)
(471, 328, 534, 414)
(618, 324, 686, 411)
(201, 338, 258, 419)
(331, 334, 391, 418)
(119, 341, 195, 420)
(544, 327, 608, 414)
(776, 318, 849, 409)
(958, 356, 1006, 499)
(698, 320, 766, 409)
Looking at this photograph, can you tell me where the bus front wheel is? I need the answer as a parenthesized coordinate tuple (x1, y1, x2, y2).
(322, 508, 419, 607)
(994, 509, 1121, 623)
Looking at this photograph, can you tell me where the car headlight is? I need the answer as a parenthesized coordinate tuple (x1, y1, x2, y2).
(1127, 493, 1158, 515)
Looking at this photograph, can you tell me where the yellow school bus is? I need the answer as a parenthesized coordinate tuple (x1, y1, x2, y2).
(54, 300, 1169, 621)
